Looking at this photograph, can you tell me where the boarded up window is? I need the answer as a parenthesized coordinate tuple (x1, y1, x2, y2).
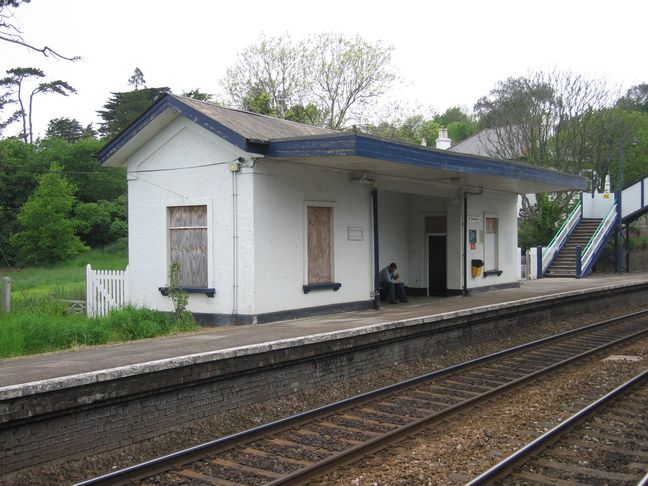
(307, 206, 332, 284)
(169, 205, 207, 287)
(485, 217, 498, 270)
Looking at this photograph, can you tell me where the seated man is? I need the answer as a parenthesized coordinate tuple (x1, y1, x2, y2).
(379, 262, 408, 304)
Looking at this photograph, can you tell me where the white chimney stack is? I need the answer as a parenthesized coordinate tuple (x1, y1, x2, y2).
(435, 128, 451, 150)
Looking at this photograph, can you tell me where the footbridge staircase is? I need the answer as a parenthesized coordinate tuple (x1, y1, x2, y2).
(541, 175, 648, 278)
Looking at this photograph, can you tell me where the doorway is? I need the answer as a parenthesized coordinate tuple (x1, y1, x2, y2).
(428, 235, 447, 296)
(425, 215, 447, 296)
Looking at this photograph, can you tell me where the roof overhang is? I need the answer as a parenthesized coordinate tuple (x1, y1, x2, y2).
(97, 95, 586, 195)
(264, 133, 587, 194)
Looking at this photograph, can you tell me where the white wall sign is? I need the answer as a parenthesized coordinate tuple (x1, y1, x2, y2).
(348, 226, 364, 241)
(468, 215, 481, 223)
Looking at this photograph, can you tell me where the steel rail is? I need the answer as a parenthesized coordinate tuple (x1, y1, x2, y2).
(465, 367, 648, 486)
(74, 308, 648, 486)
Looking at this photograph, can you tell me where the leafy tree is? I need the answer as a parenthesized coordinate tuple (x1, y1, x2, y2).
(474, 71, 623, 247)
(182, 89, 213, 102)
(128, 67, 146, 90)
(518, 193, 570, 250)
(223, 35, 304, 119)
(10, 163, 87, 264)
(0, 138, 35, 260)
(223, 33, 396, 129)
(617, 83, 648, 112)
(97, 86, 170, 138)
(447, 121, 475, 143)
(363, 108, 441, 146)
(32, 137, 126, 203)
(434, 106, 471, 127)
(0, 0, 79, 60)
(74, 196, 127, 246)
(46, 117, 96, 142)
(0, 67, 76, 143)
(303, 33, 396, 129)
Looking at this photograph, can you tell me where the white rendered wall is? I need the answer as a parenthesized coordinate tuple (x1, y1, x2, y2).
(252, 162, 374, 314)
(582, 192, 615, 219)
(377, 191, 410, 281)
(125, 117, 252, 315)
(465, 191, 519, 289)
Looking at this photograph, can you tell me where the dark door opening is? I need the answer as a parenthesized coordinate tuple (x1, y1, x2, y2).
(428, 235, 447, 296)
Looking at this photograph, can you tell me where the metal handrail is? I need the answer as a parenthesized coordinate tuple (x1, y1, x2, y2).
(542, 202, 581, 273)
(581, 203, 617, 271)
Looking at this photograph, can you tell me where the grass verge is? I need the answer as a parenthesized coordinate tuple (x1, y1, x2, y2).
(0, 242, 198, 359)
(0, 304, 197, 359)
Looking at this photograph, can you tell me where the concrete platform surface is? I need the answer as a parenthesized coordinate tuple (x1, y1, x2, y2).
(2, 273, 647, 390)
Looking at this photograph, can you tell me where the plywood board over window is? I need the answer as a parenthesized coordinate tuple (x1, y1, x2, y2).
(485, 216, 498, 271)
(307, 206, 332, 284)
(169, 205, 208, 287)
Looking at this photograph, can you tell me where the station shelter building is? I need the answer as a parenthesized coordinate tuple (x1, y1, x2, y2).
(98, 94, 587, 324)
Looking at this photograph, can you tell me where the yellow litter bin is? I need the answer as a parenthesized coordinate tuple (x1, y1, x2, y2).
(471, 259, 484, 278)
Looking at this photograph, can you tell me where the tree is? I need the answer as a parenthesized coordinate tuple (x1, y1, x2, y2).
(0, 0, 79, 60)
(128, 68, 146, 90)
(32, 137, 126, 203)
(474, 71, 623, 246)
(97, 86, 170, 138)
(46, 117, 95, 142)
(303, 33, 396, 129)
(0, 138, 34, 260)
(222, 35, 304, 119)
(10, 163, 87, 264)
(222, 33, 397, 129)
(182, 89, 213, 102)
(0, 67, 76, 143)
(617, 83, 648, 113)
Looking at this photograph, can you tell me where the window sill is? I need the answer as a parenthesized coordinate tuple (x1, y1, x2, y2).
(159, 287, 215, 297)
(303, 282, 342, 294)
(483, 270, 503, 277)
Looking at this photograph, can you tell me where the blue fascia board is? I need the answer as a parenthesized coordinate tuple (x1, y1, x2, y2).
(266, 133, 587, 190)
(97, 94, 266, 165)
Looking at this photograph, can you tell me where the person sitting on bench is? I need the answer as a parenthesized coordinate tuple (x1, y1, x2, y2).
(379, 262, 408, 304)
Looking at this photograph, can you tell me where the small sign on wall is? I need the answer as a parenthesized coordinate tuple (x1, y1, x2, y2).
(348, 226, 364, 241)
(468, 215, 481, 223)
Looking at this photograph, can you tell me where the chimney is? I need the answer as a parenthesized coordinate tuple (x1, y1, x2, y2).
(435, 128, 451, 150)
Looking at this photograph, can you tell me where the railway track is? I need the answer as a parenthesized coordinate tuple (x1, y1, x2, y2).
(467, 367, 648, 485)
(76, 309, 648, 486)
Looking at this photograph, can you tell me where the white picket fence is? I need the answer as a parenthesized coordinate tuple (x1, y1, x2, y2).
(86, 264, 130, 317)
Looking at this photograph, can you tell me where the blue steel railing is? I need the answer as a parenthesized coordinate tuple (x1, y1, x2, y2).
(578, 203, 618, 278)
(541, 202, 581, 275)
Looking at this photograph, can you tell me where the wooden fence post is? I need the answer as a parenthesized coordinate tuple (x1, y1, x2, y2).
(2, 276, 10, 313)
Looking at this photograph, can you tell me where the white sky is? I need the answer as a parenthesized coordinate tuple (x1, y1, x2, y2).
(2, 0, 647, 138)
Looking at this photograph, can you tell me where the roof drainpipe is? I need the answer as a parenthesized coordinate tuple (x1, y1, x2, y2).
(462, 187, 484, 296)
(372, 188, 380, 309)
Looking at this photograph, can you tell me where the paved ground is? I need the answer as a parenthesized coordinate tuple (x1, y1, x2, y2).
(1, 273, 647, 388)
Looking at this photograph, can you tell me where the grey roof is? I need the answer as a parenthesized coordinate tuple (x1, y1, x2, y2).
(449, 127, 527, 159)
(171, 95, 336, 141)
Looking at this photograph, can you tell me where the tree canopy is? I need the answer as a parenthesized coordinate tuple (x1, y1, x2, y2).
(222, 33, 396, 130)
(97, 86, 170, 139)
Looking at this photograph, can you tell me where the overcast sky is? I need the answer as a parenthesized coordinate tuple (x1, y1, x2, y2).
(2, 0, 647, 138)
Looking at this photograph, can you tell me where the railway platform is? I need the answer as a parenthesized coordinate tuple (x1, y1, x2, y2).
(2, 272, 648, 389)
(2, 272, 648, 474)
